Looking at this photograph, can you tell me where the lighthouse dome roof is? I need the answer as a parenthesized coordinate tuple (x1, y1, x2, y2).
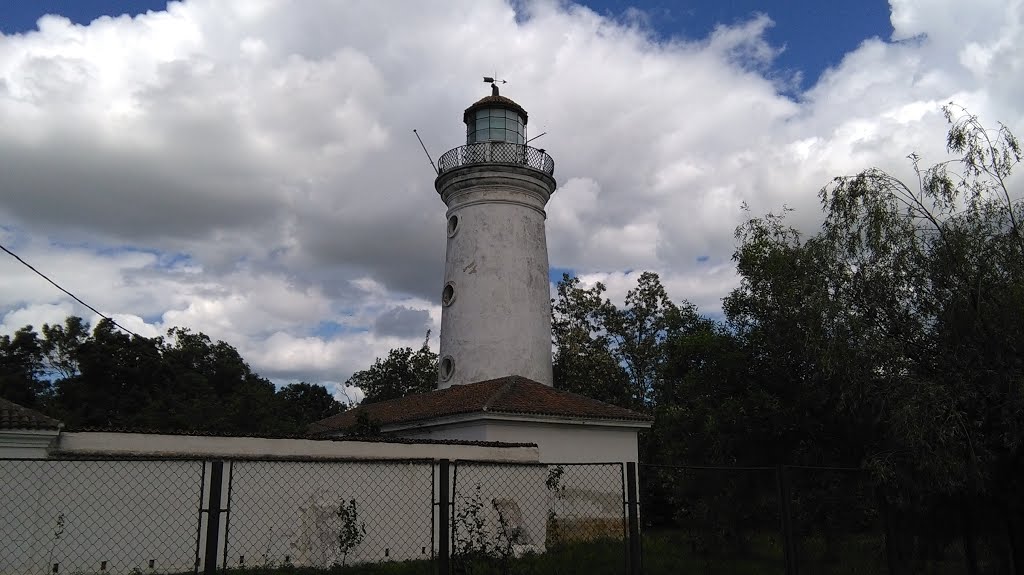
(463, 94, 528, 125)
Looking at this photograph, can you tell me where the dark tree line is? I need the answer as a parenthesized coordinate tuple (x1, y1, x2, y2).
(0, 317, 343, 434)
(553, 106, 1022, 477)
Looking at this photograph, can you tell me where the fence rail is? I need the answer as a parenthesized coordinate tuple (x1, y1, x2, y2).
(436, 142, 555, 176)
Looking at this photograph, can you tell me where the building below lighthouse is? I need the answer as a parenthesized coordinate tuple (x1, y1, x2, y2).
(310, 87, 650, 465)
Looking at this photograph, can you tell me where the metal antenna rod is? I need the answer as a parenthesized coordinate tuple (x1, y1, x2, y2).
(413, 129, 438, 175)
(526, 132, 547, 144)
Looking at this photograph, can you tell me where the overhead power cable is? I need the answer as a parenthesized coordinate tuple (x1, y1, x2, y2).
(0, 242, 142, 338)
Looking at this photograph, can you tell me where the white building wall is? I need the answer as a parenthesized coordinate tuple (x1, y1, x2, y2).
(480, 421, 640, 466)
(393, 418, 641, 466)
(0, 429, 59, 459)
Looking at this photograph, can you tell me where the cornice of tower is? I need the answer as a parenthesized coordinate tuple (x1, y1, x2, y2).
(435, 165, 555, 211)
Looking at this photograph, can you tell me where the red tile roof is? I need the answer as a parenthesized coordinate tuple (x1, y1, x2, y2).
(308, 375, 651, 434)
(0, 397, 62, 430)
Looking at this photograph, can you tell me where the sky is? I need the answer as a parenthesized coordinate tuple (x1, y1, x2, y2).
(0, 0, 1021, 402)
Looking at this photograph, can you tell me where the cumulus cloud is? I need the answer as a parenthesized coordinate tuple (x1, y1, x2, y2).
(374, 306, 431, 339)
(0, 0, 1021, 386)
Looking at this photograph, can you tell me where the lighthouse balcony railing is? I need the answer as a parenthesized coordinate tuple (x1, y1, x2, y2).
(437, 142, 554, 176)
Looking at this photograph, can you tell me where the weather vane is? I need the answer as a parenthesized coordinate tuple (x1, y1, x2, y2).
(483, 75, 506, 96)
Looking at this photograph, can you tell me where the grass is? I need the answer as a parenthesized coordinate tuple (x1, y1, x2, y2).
(454, 538, 630, 575)
(641, 530, 785, 575)
(218, 538, 629, 575)
(221, 560, 432, 575)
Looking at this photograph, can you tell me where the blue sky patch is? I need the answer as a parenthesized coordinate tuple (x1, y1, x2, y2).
(549, 267, 575, 283)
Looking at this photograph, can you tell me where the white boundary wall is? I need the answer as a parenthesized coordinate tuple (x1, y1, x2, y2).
(0, 431, 539, 575)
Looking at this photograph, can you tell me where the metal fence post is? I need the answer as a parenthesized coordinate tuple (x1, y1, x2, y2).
(203, 461, 224, 575)
(877, 486, 902, 575)
(438, 459, 450, 575)
(776, 465, 798, 575)
(626, 462, 642, 575)
(960, 493, 980, 575)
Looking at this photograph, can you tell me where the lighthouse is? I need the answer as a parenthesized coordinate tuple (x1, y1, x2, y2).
(311, 85, 650, 468)
(433, 83, 557, 388)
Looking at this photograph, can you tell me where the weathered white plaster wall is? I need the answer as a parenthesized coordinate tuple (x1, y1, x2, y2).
(484, 421, 640, 466)
(435, 165, 557, 388)
(393, 418, 642, 466)
(0, 429, 59, 459)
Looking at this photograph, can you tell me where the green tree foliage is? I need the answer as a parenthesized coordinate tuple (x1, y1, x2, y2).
(551, 271, 709, 411)
(0, 325, 47, 408)
(603, 271, 680, 409)
(277, 381, 346, 432)
(720, 106, 1023, 571)
(346, 332, 437, 404)
(0, 317, 343, 434)
(40, 316, 89, 380)
(723, 105, 1024, 494)
(551, 274, 631, 407)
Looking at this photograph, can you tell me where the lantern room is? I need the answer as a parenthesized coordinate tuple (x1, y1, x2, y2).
(463, 86, 528, 145)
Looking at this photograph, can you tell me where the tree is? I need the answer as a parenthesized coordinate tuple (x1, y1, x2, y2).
(725, 105, 1023, 572)
(277, 382, 345, 433)
(334, 498, 366, 567)
(551, 271, 690, 410)
(602, 271, 679, 409)
(347, 332, 437, 404)
(806, 104, 1024, 493)
(40, 316, 89, 381)
(54, 318, 169, 429)
(162, 326, 283, 434)
(0, 326, 46, 408)
(551, 274, 631, 407)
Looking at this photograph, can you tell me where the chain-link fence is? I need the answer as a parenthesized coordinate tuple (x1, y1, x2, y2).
(223, 459, 435, 571)
(2, 458, 635, 575)
(0, 459, 205, 575)
(449, 462, 627, 575)
(639, 465, 784, 574)
(786, 466, 886, 575)
(11, 456, 1019, 575)
(638, 463, 1024, 575)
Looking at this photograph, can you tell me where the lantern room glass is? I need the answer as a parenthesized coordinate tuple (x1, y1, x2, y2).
(467, 108, 525, 144)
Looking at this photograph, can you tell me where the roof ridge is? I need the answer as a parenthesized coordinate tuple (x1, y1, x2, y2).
(481, 376, 518, 412)
(0, 396, 63, 430)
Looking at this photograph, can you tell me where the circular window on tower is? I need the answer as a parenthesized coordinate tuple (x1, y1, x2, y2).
(441, 282, 456, 306)
(439, 356, 455, 381)
(447, 214, 459, 237)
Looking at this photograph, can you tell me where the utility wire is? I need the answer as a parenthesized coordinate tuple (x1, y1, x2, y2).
(1, 242, 142, 338)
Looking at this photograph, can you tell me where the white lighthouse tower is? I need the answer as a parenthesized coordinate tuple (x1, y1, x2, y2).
(434, 83, 557, 388)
